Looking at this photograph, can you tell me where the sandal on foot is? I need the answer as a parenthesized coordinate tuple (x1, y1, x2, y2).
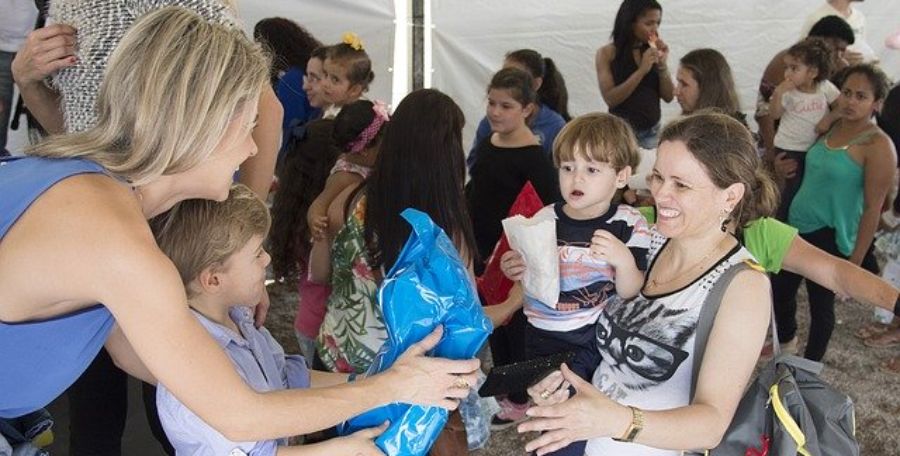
(879, 356, 900, 374)
(863, 328, 900, 348)
(855, 322, 894, 340)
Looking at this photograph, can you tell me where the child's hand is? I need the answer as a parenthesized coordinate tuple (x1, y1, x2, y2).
(775, 78, 795, 94)
(773, 151, 799, 179)
(591, 230, 633, 269)
(500, 250, 527, 281)
(333, 421, 388, 455)
(308, 214, 329, 241)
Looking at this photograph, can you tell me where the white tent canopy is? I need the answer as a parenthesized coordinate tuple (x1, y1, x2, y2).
(428, 0, 898, 148)
(7, 0, 898, 154)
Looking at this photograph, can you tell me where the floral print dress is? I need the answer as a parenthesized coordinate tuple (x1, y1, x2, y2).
(316, 196, 386, 373)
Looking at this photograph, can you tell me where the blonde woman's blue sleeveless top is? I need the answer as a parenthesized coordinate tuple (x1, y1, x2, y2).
(0, 156, 115, 418)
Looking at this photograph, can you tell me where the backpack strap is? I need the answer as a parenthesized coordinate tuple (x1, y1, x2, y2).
(689, 261, 751, 401)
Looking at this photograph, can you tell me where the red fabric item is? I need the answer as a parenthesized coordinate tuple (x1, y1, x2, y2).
(477, 181, 545, 307)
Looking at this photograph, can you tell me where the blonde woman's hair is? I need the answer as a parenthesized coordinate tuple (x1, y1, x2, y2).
(150, 184, 271, 296)
(552, 112, 641, 172)
(29, 6, 270, 185)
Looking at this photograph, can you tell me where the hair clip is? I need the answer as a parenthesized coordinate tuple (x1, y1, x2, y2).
(342, 32, 364, 51)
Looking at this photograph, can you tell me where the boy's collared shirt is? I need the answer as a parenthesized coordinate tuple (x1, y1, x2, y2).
(156, 306, 310, 456)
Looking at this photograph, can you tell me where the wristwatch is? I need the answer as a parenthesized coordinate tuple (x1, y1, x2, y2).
(613, 406, 644, 442)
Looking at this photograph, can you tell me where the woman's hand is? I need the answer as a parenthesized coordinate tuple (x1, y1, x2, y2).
(639, 47, 659, 74)
(654, 38, 670, 69)
(11, 24, 77, 86)
(527, 369, 571, 407)
(591, 230, 633, 269)
(518, 364, 630, 455)
(381, 326, 480, 410)
(500, 250, 526, 281)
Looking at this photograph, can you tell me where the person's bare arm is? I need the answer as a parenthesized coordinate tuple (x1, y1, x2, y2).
(309, 370, 351, 388)
(520, 270, 770, 454)
(308, 184, 359, 284)
(768, 79, 794, 121)
(814, 108, 840, 135)
(307, 235, 333, 285)
(756, 52, 787, 159)
(105, 323, 156, 384)
(308, 171, 364, 241)
(5, 175, 477, 442)
(239, 85, 282, 198)
(654, 39, 674, 103)
(590, 229, 643, 299)
(781, 234, 899, 312)
(11, 24, 78, 133)
(275, 424, 387, 456)
(482, 283, 525, 328)
(106, 254, 476, 441)
(848, 136, 897, 266)
(595, 45, 655, 109)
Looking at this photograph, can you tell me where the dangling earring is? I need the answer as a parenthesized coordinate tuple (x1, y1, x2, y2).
(719, 208, 731, 232)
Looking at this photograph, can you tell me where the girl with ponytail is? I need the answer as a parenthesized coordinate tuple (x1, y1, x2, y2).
(466, 49, 569, 170)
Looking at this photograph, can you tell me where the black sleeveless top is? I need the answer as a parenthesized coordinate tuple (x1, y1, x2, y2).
(609, 46, 661, 131)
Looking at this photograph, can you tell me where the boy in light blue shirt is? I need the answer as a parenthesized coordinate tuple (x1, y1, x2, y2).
(151, 184, 384, 456)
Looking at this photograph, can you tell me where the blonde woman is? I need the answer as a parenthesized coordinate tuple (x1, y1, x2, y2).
(12, 2, 281, 452)
(0, 7, 478, 449)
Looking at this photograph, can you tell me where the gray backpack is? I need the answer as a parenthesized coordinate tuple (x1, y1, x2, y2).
(689, 262, 859, 456)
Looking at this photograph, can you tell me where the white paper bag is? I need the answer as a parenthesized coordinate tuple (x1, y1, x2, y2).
(502, 210, 559, 307)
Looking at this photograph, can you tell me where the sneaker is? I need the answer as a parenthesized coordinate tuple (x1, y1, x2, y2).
(490, 398, 530, 430)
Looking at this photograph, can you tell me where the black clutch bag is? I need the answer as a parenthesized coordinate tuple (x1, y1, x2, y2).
(478, 351, 575, 398)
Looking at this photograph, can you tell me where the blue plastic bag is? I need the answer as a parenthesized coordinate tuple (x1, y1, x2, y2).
(339, 208, 492, 455)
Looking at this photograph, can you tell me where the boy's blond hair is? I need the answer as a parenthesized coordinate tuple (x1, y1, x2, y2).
(150, 184, 271, 296)
(552, 112, 640, 172)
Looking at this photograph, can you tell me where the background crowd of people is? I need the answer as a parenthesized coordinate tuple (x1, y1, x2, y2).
(1, 0, 899, 455)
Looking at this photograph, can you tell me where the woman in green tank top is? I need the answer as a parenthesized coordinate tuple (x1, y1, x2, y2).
(667, 50, 898, 323)
(771, 64, 896, 362)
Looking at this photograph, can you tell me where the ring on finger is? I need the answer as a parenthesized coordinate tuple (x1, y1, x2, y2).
(540, 389, 553, 400)
(453, 376, 470, 390)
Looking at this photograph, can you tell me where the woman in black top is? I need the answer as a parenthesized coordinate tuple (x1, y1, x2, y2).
(594, 0, 674, 149)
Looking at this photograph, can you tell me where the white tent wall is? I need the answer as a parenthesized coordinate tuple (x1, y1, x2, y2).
(429, 0, 899, 153)
(5, 1, 896, 156)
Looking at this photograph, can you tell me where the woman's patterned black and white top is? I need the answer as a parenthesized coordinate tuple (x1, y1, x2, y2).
(50, 0, 235, 133)
(585, 228, 756, 456)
